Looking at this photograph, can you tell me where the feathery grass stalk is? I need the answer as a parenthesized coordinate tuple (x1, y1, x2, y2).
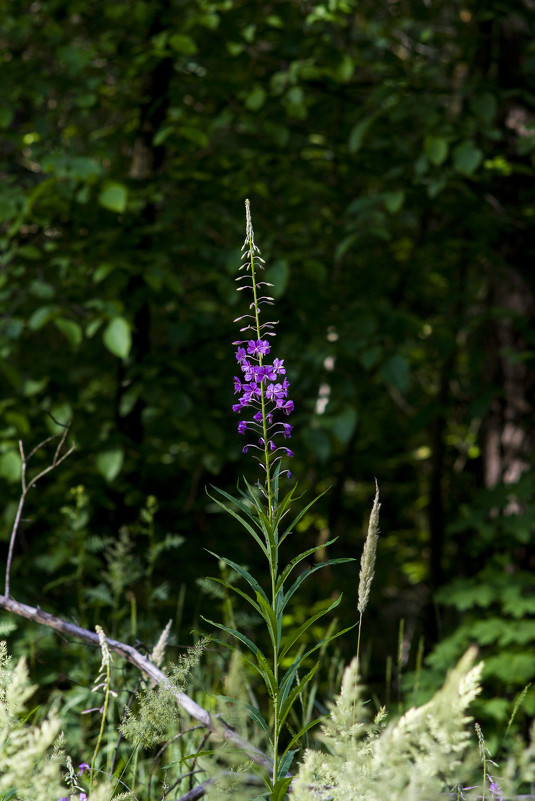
(89, 625, 116, 792)
(356, 480, 380, 666)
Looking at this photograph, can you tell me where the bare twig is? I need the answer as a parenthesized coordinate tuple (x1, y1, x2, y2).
(4, 425, 75, 597)
(0, 593, 272, 771)
(174, 774, 264, 801)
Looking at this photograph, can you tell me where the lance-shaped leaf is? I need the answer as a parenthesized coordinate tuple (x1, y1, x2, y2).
(205, 550, 270, 606)
(279, 622, 356, 703)
(207, 488, 268, 557)
(277, 663, 319, 737)
(216, 695, 272, 743)
(279, 558, 353, 615)
(279, 595, 343, 663)
(280, 488, 330, 540)
(206, 577, 262, 616)
(276, 537, 339, 593)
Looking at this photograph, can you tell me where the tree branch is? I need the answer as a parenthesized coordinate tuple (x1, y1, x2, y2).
(0, 593, 272, 771)
(4, 424, 75, 598)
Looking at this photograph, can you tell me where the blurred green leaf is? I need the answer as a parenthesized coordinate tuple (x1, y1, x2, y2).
(103, 317, 131, 359)
(453, 141, 483, 175)
(98, 182, 128, 213)
(96, 448, 124, 481)
(424, 135, 449, 166)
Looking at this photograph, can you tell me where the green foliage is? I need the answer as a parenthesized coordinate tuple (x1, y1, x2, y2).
(292, 650, 483, 800)
(1, 0, 535, 774)
(120, 637, 207, 748)
(0, 641, 65, 800)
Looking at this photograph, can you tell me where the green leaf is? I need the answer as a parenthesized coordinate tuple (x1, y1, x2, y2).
(348, 117, 374, 154)
(103, 317, 131, 359)
(470, 92, 497, 124)
(202, 617, 265, 662)
(278, 663, 319, 734)
(255, 649, 278, 698)
(281, 487, 329, 539)
(245, 86, 267, 111)
(276, 538, 338, 594)
(216, 695, 272, 742)
(96, 448, 124, 481)
(207, 488, 268, 556)
(169, 33, 197, 54)
(98, 182, 128, 213)
(205, 550, 270, 605)
(279, 594, 343, 661)
(0, 108, 14, 128)
(380, 354, 410, 392)
(0, 451, 22, 483)
(383, 190, 405, 214)
(281, 559, 354, 613)
(424, 135, 449, 166)
(255, 591, 279, 651)
(28, 305, 58, 330)
(453, 141, 483, 176)
(330, 406, 358, 443)
(206, 577, 262, 616)
(54, 319, 82, 347)
(272, 777, 293, 800)
(280, 622, 356, 698)
(280, 719, 326, 763)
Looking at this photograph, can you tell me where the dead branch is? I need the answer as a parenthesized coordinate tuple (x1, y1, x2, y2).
(5, 424, 75, 597)
(0, 593, 272, 771)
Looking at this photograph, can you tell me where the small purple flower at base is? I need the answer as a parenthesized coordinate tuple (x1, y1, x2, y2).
(78, 764, 90, 775)
(282, 423, 292, 438)
(279, 400, 294, 415)
(273, 358, 285, 374)
(489, 781, 503, 801)
(235, 347, 247, 362)
(238, 421, 247, 434)
(243, 445, 248, 453)
(234, 377, 242, 394)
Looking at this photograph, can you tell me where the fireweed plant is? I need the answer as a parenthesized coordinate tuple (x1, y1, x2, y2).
(205, 201, 356, 800)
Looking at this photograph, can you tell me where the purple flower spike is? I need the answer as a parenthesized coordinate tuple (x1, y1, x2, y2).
(233, 200, 294, 490)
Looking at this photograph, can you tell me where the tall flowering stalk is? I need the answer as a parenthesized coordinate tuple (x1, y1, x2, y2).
(206, 201, 355, 799)
(232, 198, 294, 517)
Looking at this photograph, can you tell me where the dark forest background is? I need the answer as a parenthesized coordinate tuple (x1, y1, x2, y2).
(1, 0, 534, 749)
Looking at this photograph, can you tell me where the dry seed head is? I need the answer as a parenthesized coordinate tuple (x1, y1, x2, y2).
(151, 619, 173, 669)
(357, 480, 380, 616)
(95, 624, 112, 670)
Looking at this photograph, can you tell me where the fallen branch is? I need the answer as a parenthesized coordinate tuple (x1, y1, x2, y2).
(0, 593, 272, 771)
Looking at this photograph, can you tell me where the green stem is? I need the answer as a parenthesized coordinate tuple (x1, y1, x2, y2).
(356, 612, 363, 666)
(246, 200, 273, 521)
(90, 660, 111, 792)
(270, 550, 279, 792)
